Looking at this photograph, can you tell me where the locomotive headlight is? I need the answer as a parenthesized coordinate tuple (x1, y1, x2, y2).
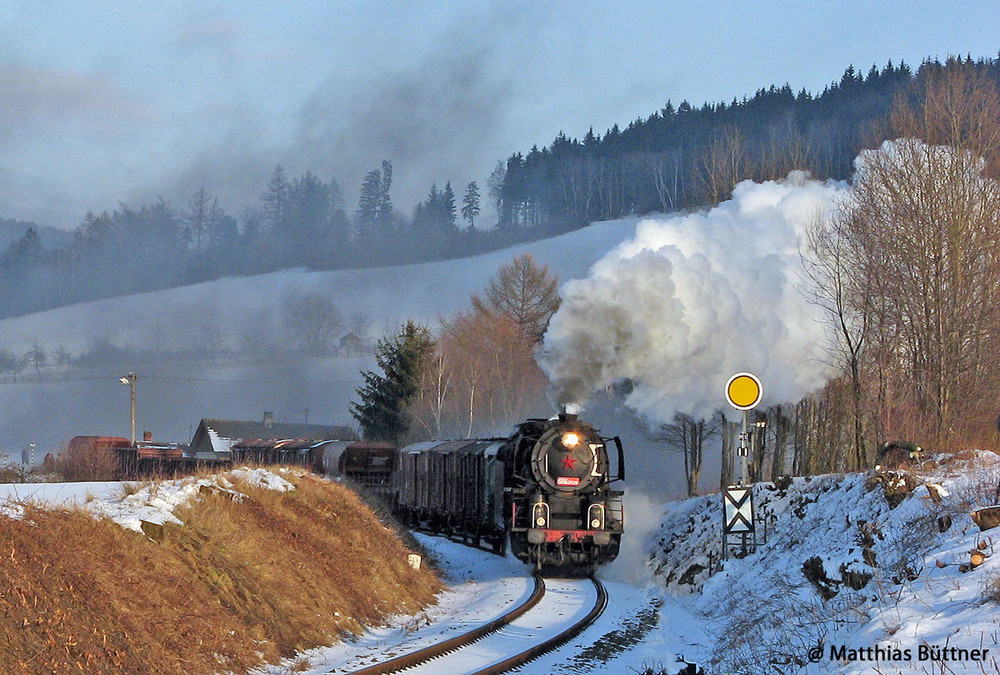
(531, 499, 549, 529)
(588, 502, 605, 530)
(561, 431, 581, 449)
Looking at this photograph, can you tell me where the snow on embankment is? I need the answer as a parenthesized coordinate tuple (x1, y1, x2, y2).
(0, 467, 294, 531)
(649, 451, 1000, 674)
(0, 469, 441, 674)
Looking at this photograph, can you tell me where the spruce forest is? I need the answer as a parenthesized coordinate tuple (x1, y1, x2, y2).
(0, 56, 994, 325)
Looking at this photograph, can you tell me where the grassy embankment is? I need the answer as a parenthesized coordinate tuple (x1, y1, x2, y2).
(0, 471, 441, 674)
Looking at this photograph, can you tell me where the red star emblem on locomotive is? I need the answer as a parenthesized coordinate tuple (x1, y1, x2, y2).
(561, 456, 576, 470)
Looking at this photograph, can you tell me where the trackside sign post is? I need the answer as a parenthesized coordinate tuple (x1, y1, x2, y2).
(723, 486, 753, 533)
(725, 372, 762, 485)
(723, 372, 762, 558)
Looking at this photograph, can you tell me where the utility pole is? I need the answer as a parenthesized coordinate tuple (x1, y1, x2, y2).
(119, 372, 138, 445)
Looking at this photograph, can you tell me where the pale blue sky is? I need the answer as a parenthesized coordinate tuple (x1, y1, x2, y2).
(1, 1, 997, 228)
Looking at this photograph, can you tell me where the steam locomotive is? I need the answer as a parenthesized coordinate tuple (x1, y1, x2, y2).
(395, 413, 625, 572)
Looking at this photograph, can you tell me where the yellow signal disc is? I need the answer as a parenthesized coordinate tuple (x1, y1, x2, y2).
(725, 372, 762, 410)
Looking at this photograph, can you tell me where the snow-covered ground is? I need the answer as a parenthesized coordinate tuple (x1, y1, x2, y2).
(257, 533, 666, 675)
(647, 451, 1000, 674)
(6, 454, 1000, 673)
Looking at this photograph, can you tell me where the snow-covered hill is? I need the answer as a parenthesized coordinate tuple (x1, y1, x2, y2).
(1, 220, 644, 357)
(645, 451, 1000, 674)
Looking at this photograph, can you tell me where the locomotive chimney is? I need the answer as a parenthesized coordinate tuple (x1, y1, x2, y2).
(559, 403, 582, 421)
(263, 411, 274, 430)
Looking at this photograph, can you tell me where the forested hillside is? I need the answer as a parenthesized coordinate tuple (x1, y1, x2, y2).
(0, 56, 996, 321)
(492, 61, 916, 232)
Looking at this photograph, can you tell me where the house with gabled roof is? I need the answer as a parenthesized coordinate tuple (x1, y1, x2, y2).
(189, 412, 357, 460)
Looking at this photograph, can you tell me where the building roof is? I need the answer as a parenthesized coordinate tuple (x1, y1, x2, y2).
(199, 418, 357, 442)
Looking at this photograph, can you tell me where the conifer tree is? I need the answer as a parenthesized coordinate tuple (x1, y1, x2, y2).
(351, 321, 433, 443)
(461, 181, 481, 229)
(442, 181, 457, 228)
(357, 168, 383, 229)
(377, 159, 394, 231)
(261, 167, 290, 233)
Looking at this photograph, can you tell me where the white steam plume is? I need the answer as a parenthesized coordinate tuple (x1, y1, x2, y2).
(539, 171, 846, 426)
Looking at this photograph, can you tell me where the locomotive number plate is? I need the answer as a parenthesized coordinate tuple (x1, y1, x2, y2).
(556, 476, 580, 486)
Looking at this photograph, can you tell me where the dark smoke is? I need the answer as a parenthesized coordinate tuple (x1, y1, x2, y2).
(148, 4, 546, 220)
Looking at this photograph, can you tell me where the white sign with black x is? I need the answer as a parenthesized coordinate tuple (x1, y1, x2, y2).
(724, 486, 754, 534)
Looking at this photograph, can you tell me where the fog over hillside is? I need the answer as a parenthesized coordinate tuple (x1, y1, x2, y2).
(0, 219, 640, 464)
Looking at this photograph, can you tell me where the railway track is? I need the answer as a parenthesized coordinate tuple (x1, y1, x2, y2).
(346, 574, 607, 675)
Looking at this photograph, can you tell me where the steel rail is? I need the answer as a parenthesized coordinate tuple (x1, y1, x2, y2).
(469, 575, 607, 675)
(345, 572, 545, 675)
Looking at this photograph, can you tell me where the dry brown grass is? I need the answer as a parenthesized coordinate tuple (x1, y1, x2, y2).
(0, 470, 441, 674)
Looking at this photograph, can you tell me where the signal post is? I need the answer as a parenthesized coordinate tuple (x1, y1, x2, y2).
(723, 372, 762, 559)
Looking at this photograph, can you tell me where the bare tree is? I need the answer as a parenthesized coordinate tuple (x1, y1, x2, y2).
(24, 343, 47, 377)
(487, 161, 506, 221)
(840, 139, 1000, 448)
(472, 253, 560, 343)
(891, 58, 1000, 178)
(719, 411, 736, 489)
(411, 338, 452, 439)
(767, 405, 792, 479)
(283, 293, 343, 356)
(802, 210, 873, 470)
(415, 307, 549, 438)
(660, 413, 717, 497)
(440, 310, 491, 436)
(185, 187, 221, 250)
(697, 125, 749, 204)
(648, 150, 684, 212)
(51, 345, 72, 366)
(761, 117, 814, 180)
(0, 348, 25, 382)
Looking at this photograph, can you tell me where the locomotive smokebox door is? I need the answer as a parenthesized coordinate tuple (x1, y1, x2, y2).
(529, 423, 604, 493)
